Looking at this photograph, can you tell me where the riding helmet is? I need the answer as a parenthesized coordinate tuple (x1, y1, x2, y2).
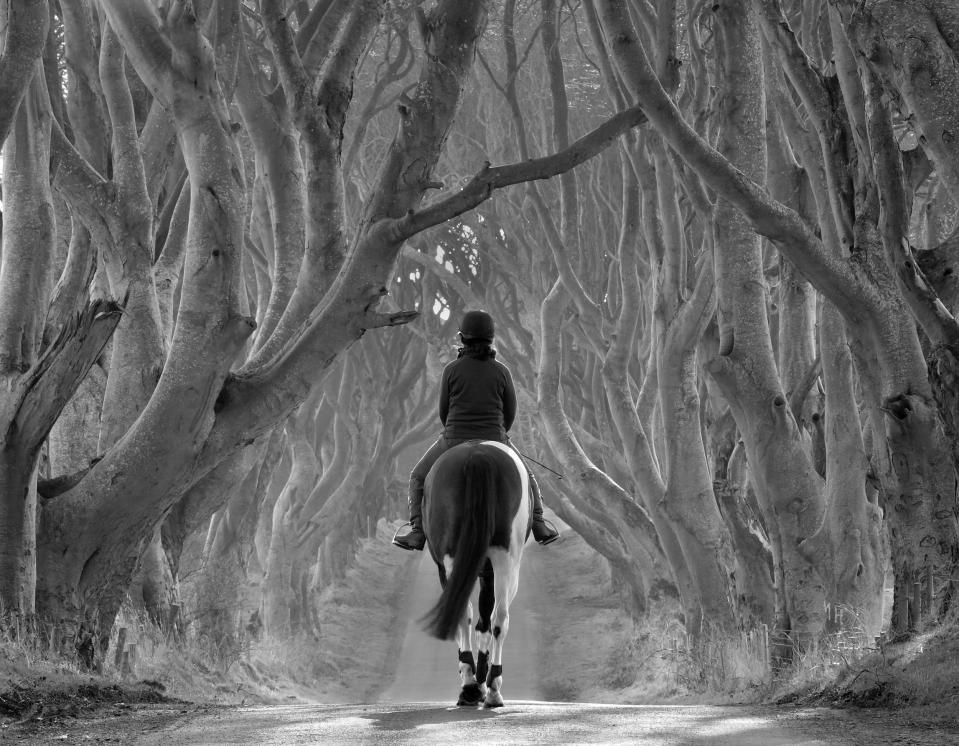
(459, 310, 495, 342)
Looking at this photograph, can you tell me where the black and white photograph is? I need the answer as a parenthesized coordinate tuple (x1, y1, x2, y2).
(0, 0, 957, 743)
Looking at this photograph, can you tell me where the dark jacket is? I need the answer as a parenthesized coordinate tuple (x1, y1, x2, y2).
(439, 353, 516, 441)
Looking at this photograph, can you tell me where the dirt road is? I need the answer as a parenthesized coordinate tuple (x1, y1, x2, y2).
(55, 699, 952, 745)
(126, 701, 833, 744)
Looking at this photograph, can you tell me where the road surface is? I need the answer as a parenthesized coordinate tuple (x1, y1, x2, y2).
(125, 699, 959, 745)
(129, 701, 818, 744)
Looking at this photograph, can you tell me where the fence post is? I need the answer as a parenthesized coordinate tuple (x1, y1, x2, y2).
(924, 566, 934, 620)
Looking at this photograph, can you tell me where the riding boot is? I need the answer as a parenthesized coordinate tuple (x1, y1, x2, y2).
(392, 479, 426, 551)
(529, 473, 560, 545)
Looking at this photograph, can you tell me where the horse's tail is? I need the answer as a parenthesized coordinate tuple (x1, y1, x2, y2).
(423, 449, 496, 640)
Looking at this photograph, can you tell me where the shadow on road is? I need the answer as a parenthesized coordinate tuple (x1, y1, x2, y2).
(362, 704, 501, 732)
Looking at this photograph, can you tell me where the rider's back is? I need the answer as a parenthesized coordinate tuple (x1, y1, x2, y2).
(440, 356, 516, 442)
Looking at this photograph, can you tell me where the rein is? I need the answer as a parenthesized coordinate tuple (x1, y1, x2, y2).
(515, 449, 564, 480)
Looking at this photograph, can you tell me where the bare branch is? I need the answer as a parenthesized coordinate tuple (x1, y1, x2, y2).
(260, 0, 314, 120)
(387, 104, 649, 241)
(97, 0, 177, 105)
(50, 113, 112, 246)
(99, 21, 150, 214)
(364, 310, 420, 329)
(753, 0, 855, 249)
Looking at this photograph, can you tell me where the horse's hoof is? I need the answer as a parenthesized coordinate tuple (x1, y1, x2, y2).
(457, 683, 483, 706)
(483, 691, 504, 708)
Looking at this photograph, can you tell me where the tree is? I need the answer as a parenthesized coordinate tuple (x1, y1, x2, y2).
(0, 0, 651, 659)
(591, 0, 959, 639)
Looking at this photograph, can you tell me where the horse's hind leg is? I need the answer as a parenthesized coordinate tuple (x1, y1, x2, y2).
(474, 561, 494, 698)
(483, 550, 520, 708)
(455, 599, 482, 706)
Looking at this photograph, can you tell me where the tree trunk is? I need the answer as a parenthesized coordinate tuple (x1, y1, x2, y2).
(714, 442, 776, 628)
(705, 1, 827, 647)
(0, 455, 39, 614)
(657, 266, 738, 637)
(131, 526, 176, 626)
(803, 300, 884, 637)
(0, 71, 49, 613)
(263, 419, 319, 637)
(48, 364, 105, 475)
(262, 484, 296, 639)
(37, 0, 255, 638)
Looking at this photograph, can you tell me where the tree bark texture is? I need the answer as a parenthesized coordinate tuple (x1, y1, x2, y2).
(803, 299, 885, 637)
(707, 1, 827, 646)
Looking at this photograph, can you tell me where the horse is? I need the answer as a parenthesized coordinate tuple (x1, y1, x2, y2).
(420, 439, 531, 708)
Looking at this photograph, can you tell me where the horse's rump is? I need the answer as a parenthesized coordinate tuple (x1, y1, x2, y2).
(421, 441, 528, 640)
(423, 441, 525, 559)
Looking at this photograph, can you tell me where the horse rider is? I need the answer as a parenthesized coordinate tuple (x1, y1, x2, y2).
(392, 310, 560, 551)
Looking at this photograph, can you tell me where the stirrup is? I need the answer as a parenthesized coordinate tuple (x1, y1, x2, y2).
(533, 517, 560, 546)
(391, 522, 425, 551)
